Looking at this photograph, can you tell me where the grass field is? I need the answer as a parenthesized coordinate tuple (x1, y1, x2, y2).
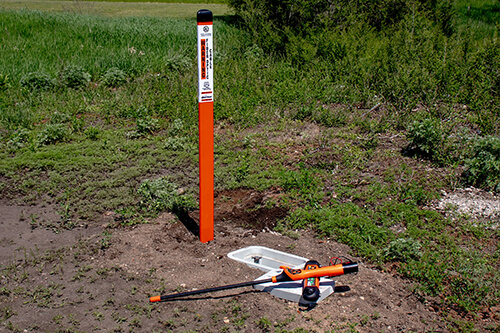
(0, 1, 499, 331)
(0, 0, 231, 17)
(50, 0, 226, 3)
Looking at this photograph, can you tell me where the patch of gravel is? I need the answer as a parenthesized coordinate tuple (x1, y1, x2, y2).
(432, 187, 500, 225)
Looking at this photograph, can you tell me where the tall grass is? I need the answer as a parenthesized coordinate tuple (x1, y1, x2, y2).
(0, 10, 195, 78)
(1, 7, 499, 132)
(59, 0, 226, 3)
(0, 0, 231, 18)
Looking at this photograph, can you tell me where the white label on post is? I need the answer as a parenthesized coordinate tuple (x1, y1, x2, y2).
(198, 23, 213, 103)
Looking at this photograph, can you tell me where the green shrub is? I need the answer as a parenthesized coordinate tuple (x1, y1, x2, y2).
(169, 119, 185, 136)
(84, 126, 100, 140)
(59, 65, 91, 89)
(7, 129, 30, 149)
(229, 0, 454, 55)
(286, 35, 317, 66)
(435, 0, 455, 36)
(137, 177, 196, 213)
(163, 54, 192, 72)
(172, 195, 198, 213)
(100, 68, 127, 88)
(37, 123, 68, 145)
(341, 0, 454, 33)
(382, 238, 423, 262)
(164, 137, 189, 151)
(20, 71, 55, 90)
(126, 115, 158, 138)
(464, 136, 500, 192)
(136, 116, 158, 135)
(228, 0, 331, 53)
(406, 119, 442, 157)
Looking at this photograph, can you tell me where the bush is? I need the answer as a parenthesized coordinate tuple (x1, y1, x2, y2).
(163, 54, 192, 72)
(136, 116, 158, 135)
(228, 0, 331, 53)
(464, 136, 500, 192)
(229, 0, 455, 55)
(7, 129, 30, 149)
(84, 126, 100, 140)
(137, 177, 196, 213)
(382, 238, 423, 262)
(20, 71, 55, 90)
(164, 137, 189, 151)
(406, 119, 443, 157)
(169, 119, 185, 136)
(126, 116, 158, 138)
(37, 123, 68, 145)
(100, 68, 127, 88)
(59, 65, 91, 89)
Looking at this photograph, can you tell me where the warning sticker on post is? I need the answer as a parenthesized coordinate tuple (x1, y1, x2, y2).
(198, 23, 213, 103)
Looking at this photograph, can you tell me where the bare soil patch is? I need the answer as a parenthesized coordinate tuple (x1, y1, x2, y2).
(0, 190, 449, 332)
(0, 203, 99, 262)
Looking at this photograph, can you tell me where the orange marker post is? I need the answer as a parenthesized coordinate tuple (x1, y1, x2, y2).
(197, 9, 214, 243)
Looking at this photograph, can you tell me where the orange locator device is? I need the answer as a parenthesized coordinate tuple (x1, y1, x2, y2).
(197, 9, 214, 243)
(302, 260, 321, 302)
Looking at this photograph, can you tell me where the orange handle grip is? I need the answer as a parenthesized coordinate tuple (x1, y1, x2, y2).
(149, 296, 161, 303)
(272, 262, 358, 283)
(287, 264, 344, 281)
(300, 264, 345, 279)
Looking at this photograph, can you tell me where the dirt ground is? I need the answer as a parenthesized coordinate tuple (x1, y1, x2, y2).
(0, 189, 453, 333)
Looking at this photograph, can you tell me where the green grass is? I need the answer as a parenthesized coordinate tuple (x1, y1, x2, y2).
(56, 0, 226, 2)
(0, 11, 195, 77)
(0, 0, 231, 18)
(0, 3, 499, 330)
(456, 0, 500, 25)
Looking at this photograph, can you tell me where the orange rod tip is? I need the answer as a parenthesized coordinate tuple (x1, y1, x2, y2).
(149, 296, 161, 303)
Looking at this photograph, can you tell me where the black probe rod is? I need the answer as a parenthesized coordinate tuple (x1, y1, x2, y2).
(151, 278, 273, 302)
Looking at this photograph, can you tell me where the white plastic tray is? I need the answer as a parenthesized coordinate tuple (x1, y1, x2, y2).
(227, 246, 335, 305)
(227, 246, 308, 272)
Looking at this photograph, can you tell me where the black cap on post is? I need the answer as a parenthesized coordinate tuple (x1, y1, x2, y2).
(197, 9, 213, 23)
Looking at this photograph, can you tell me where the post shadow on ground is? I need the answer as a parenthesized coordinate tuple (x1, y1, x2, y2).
(173, 207, 200, 238)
